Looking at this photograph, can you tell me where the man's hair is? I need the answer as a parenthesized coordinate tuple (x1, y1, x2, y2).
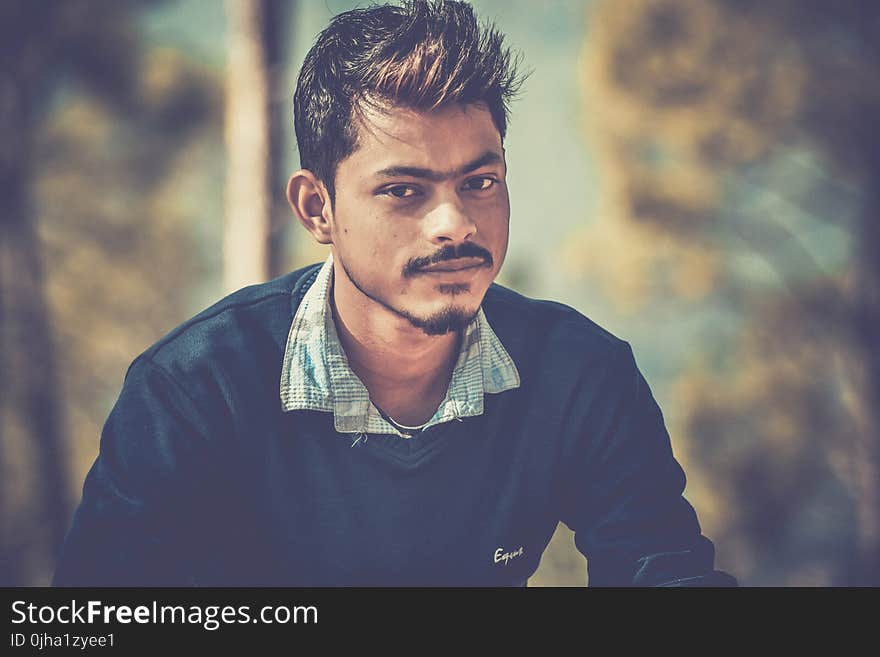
(293, 0, 527, 202)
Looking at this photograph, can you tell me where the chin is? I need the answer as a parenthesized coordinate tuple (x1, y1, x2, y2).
(403, 303, 479, 336)
(416, 309, 476, 336)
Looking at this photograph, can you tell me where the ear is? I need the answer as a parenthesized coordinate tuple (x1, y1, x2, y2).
(286, 170, 333, 245)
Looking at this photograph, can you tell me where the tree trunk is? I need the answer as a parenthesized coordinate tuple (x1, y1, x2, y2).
(0, 74, 72, 584)
(224, 0, 289, 292)
(263, 0, 290, 281)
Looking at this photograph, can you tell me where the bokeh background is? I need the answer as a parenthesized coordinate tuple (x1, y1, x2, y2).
(2, 0, 878, 586)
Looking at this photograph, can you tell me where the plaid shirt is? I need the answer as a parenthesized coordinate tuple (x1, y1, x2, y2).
(280, 254, 521, 438)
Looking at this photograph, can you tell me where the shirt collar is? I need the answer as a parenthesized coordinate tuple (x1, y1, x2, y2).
(279, 253, 520, 437)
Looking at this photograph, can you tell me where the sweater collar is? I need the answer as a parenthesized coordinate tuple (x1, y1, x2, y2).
(279, 253, 520, 437)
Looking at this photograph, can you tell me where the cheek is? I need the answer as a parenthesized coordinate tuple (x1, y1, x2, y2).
(486, 201, 510, 242)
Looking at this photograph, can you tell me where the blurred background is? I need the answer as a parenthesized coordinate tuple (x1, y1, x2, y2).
(1, 0, 877, 586)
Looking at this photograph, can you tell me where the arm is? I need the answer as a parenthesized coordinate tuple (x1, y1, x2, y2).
(53, 356, 217, 586)
(559, 342, 737, 587)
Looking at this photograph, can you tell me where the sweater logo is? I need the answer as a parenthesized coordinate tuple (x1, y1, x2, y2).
(494, 545, 524, 566)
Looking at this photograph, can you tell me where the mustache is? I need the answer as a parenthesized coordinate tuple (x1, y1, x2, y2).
(403, 243, 494, 277)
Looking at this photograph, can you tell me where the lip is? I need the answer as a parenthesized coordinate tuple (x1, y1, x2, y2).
(418, 257, 487, 273)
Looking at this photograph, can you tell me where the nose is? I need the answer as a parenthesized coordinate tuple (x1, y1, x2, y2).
(425, 200, 477, 244)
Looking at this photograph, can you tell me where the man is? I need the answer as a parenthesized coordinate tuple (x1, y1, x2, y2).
(54, 0, 736, 587)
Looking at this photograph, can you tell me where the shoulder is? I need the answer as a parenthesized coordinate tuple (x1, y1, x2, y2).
(482, 281, 630, 370)
(131, 262, 322, 382)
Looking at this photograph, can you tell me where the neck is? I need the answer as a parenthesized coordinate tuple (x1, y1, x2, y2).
(329, 263, 462, 396)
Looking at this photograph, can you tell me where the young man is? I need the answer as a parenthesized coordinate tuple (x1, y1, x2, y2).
(54, 0, 736, 586)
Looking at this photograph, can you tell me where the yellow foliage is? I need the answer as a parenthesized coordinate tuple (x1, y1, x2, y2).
(562, 196, 718, 313)
(583, 0, 806, 168)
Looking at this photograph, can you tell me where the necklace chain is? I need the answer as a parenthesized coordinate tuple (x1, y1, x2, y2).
(375, 404, 430, 432)
(384, 412, 430, 431)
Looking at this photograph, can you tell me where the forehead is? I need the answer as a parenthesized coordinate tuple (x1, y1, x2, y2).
(339, 102, 504, 179)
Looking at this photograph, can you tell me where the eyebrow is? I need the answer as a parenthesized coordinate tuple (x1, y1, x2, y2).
(373, 150, 503, 182)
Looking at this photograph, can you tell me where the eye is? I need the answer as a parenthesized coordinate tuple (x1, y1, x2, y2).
(463, 176, 497, 192)
(381, 185, 420, 199)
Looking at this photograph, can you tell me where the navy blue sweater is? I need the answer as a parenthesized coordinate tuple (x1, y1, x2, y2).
(53, 263, 736, 587)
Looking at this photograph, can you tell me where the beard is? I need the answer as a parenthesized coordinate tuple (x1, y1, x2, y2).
(337, 253, 479, 336)
(395, 304, 477, 336)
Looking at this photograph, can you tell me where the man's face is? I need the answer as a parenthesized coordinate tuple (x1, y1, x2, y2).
(329, 101, 510, 336)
